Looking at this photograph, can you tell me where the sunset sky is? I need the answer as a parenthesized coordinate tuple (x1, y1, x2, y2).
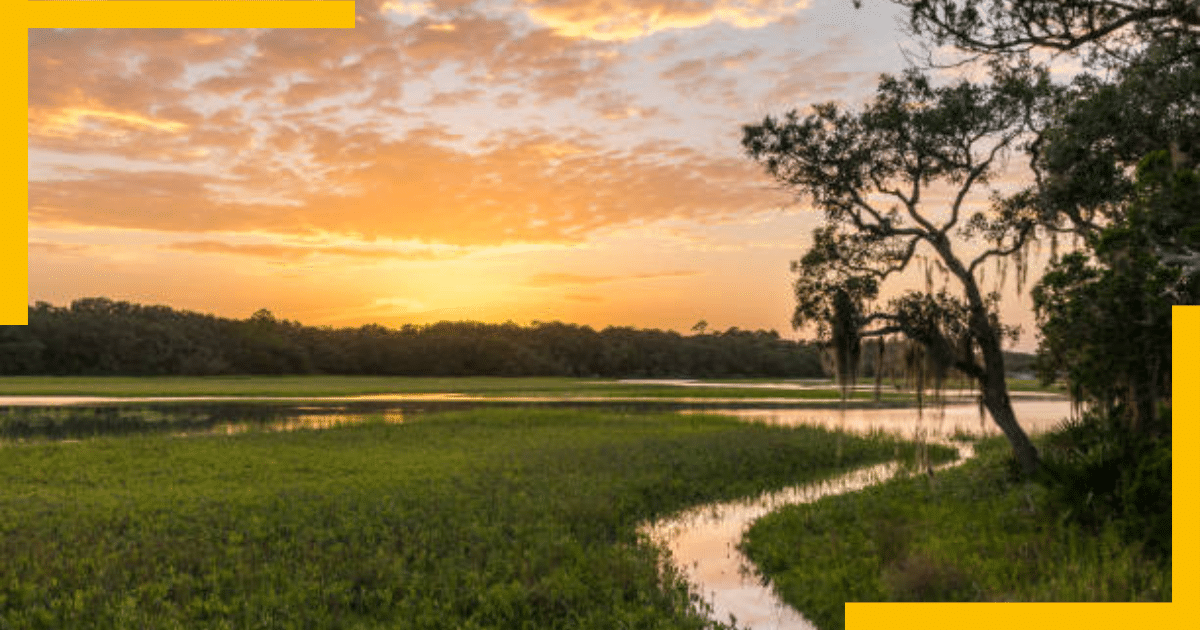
(28, 1, 1053, 350)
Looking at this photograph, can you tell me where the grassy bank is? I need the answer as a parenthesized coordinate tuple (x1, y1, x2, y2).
(0, 407, 941, 629)
(740, 412, 1172, 630)
(0, 375, 926, 402)
(0, 374, 1063, 402)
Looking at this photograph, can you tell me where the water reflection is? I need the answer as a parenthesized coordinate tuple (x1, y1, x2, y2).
(206, 409, 406, 436)
(643, 440, 976, 630)
(686, 398, 1074, 439)
(654, 399, 1072, 629)
(0, 395, 1072, 446)
(0, 403, 409, 442)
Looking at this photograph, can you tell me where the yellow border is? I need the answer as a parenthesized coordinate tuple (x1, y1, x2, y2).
(25, 1, 356, 29)
(1, 12, 27, 324)
(847, 306, 1196, 628)
(7, 2, 355, 325)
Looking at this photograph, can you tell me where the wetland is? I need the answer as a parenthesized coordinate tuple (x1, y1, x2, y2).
(0, 377, 1165, 630)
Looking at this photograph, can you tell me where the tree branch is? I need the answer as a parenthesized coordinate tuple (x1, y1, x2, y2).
(943, 135, 1015, 234)
(969, 222, 1036, 273)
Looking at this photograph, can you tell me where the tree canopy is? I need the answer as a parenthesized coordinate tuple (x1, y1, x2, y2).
(744, 68, 1047, 473)
(0, 298, 825, 379)
(889, 0, 1199, 62)
(878, 0, 1199, 431)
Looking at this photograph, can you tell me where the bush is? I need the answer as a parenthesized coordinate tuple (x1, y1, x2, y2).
(1038, 407, 1172, 561)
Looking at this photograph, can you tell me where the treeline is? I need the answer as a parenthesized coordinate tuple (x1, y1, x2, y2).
(0, 298, 826, 378)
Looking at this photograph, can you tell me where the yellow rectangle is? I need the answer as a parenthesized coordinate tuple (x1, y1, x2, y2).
(846, 305, 1196, 628)
(23, 1, 357, 29)
(1, 26, 28, 324)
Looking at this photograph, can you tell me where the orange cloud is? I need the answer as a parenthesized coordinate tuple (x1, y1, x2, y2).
(162, 240, 458, 262)
(426, 88, 486, 107)
(31, 122, 789, 246)
(28, 240, 96, 256)
(522, 0, 810, 42)
(35, 107, 188, 138)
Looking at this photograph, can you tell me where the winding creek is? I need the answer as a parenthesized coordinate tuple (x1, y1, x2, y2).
(0, 391, 1073, 629)
(641, 439, 974, 630)
(646, 397, 1073, 630)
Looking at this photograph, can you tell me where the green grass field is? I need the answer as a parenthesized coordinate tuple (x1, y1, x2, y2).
(0, 407, 937, 629)
(0, 375, 910, 402)
(740, 427, 1171, 630)
(0, 374, 1059, 401)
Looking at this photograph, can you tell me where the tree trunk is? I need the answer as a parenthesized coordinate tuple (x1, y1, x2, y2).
(974, 311, 1041, 476)
(935, 235, 1041, 476)
(980, 368, 1041, 476)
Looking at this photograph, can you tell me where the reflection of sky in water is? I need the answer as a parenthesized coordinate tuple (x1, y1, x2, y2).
(686, 398, 1076, 439)
(644, 422, 990, 629)
(211, 410, 406, 436)
(0, 403, 409, 442)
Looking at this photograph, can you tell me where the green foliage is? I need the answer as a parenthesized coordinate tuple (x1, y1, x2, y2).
(0, 375, 924, 403)
(1038, 408, 1173, 559)
(1031, 36, 1200, 225)
(893, 1, 1200, 63)
(0, 408, 911, 629)
(744, 64, 1048, 472)
(1033, 150, 1194, 428)
(0, 299, 825, 379)
(740, 416, 1171, 629)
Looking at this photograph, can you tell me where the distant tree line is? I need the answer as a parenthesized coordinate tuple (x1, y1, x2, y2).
(0, 298, 826, 378)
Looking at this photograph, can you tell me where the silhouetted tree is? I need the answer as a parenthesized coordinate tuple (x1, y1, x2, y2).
(744, 68, 1048, 474)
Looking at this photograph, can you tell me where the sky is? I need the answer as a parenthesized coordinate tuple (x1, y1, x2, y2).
(27, 0, 1052, 351)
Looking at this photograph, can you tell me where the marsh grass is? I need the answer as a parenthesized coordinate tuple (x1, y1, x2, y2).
(0, 375, 928, 402)
(739, 410, 1172, 630)
(0, 407, 914, 629)
(0, 404, 410, 442)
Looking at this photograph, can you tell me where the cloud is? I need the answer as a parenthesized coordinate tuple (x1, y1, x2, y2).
(522, 0, 811, 42)
(27, 11, 803, 251)
(427, 88, 486, 107)
(523, 270, 699, 287)
(759, 36, 876, 107)
(586, 91, 661, 119)
(31, 124, 788, 246)
(28, 239, 96, 256)
(655, 47, 766, 106)
(35, 107, 188, 137)
(161, 240, 458, 262)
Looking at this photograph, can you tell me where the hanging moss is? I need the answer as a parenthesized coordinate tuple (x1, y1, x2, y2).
(874, 335, 886, 403)
(830, 288, 861, 398)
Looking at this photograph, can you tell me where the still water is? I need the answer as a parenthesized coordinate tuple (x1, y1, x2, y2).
(640, 443, 975, 630)
(0, 392, 1070, 442)
(645, 396, 1073, 630)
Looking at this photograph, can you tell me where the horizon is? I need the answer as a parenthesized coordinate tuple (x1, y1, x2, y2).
(29, 2, 1054, 352)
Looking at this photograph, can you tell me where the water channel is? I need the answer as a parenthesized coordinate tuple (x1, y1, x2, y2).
(0, 392, 1073, 629)
(650, 397, 1073, 630)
